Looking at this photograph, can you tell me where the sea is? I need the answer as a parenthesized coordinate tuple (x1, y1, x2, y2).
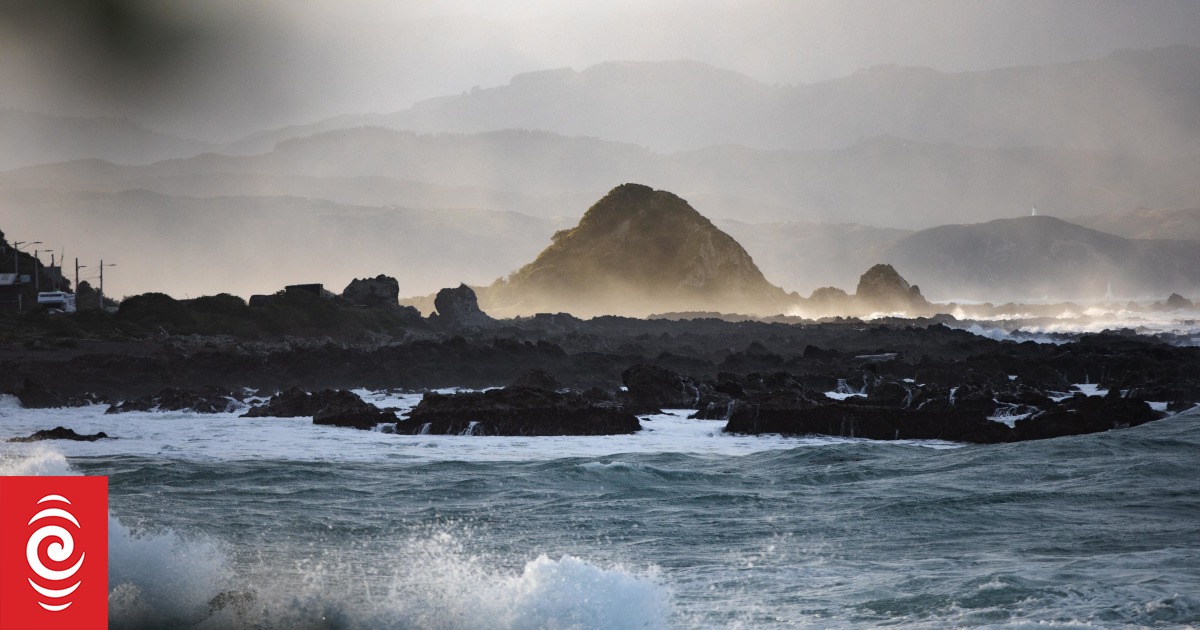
(1, 390, 1199, 629)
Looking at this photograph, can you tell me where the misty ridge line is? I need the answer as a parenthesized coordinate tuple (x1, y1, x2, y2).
(4, 45, 1200, 168)
(1, 45, 1198, 304)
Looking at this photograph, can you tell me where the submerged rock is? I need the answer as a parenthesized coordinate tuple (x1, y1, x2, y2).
(9, 427, 111, 442)
(397, 386, 641, 436)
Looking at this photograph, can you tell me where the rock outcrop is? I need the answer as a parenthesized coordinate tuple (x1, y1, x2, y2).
(432, 284, 497, 329)
(1164, 293, 1195, 311)
(106, 387, 241, 414)
(8, 427, 112, 442)
(396, 386, 641, 436)
(621, 364, 701, 411)
(342, 275, 400, 308)
(14, 379, 102, 409)
(854, 264, 928, 313)
(511, 368, 562, 391)
(483, 184, 789, 317)
(241, 387, 394, 429)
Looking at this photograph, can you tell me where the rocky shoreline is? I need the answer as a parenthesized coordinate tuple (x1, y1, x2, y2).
(5, 302, 1198, 444)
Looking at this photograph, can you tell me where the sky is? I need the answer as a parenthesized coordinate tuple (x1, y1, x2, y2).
(2, 0, 1200, 141)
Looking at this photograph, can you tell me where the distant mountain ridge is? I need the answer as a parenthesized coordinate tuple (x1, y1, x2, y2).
(0, 109, 211, 171)
(6, 128, 1198, 228)
(227, 47, 1200, 158)
(1071, 207, 1200, 242)
(880, 216, 1200, 301)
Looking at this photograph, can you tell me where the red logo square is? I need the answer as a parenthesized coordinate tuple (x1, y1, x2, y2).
(0, 476, 108, 630)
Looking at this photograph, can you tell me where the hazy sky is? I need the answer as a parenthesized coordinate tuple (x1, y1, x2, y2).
(3, 0, 1200, 141)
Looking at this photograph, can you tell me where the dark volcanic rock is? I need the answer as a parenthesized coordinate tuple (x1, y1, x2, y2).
(106, 387, 240, 414)
(724, 401, 1011, 443)
(622, 364, 700, 410)
(868, 381, 911, 407)
(15, 379, 94, 409)
(511, 368, 562, 391)
(342, 275, 401, 308)
(1013, 393, 1163, 441)
(313, 402, 395, 430)
(397, 386, 640, 436)
(9, 427, 111, 442)
(242, 387, 393, 429)
(432, 284, 496, 329)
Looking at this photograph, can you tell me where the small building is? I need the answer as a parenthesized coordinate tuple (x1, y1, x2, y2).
(0, 273, 22, 312)
(284, 283, 324, 296)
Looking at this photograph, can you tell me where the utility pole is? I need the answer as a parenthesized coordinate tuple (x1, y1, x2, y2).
(99, 260, 116, 308)
(75, 258, 86, 292)
(13, 240, 42, 312)
(13, 240, 41, 281)
(34, 249, 39, 291)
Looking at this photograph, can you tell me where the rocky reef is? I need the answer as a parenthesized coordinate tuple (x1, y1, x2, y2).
(395, 386, 640, 436)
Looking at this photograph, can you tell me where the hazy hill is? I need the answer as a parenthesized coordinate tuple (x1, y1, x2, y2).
(0, 110, 211, 171)
(716, 220, 912, 296)
(880, 216, 1200, 301)
(482, 184, 789, 317)
(1072, 207, 1200, 242)
(0, 188, 567, 299)
(233, 48, 1200, 158)
(5, 129, 1198, 228)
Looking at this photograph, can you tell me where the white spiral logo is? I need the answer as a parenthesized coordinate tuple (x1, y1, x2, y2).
(26, 494, 86, 612)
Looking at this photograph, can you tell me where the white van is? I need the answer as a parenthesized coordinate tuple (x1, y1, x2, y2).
(37, 291, 77, 313)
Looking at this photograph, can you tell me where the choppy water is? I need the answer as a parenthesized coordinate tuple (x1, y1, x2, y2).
(2, 393, 1199, 629)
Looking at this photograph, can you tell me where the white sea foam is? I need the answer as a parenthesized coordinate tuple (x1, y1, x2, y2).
(384, 537, 670, 630)
(952, 307, 1200, 345)
(107, 515, 229, 628)
(0, 401, 959, 466)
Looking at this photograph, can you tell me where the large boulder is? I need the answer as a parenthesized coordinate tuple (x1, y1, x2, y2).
(432, 284, 497, 329)
(396, 386, 641, 436)
(341, 275, 401, 308)
(313, 400, 396, 430)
